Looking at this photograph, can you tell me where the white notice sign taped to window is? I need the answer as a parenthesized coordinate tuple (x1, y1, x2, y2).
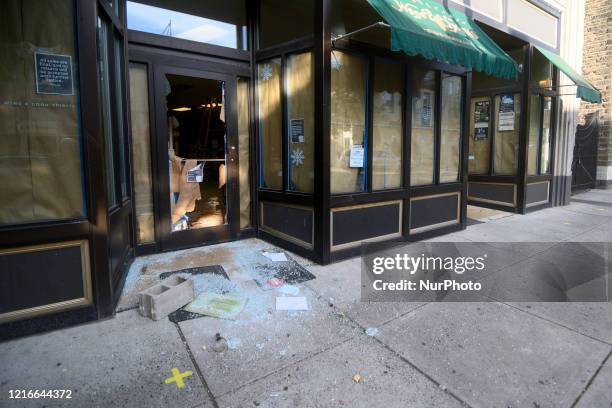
(349, 145, 364, 168)
(498, 94, 515, 132)
(187, 163, 203, 183)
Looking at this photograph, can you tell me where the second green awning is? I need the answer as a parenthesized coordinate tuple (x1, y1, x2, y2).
(534, 45, 601, 103)
(366, 0, 518, 80)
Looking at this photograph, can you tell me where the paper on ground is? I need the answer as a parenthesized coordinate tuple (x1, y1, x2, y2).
(184, 292, 247, 320)
(262, 251, 288, 262)
(276, 296, 308, 311)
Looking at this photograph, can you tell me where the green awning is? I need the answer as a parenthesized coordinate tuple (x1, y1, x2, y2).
(366, 0, 518, 80)
(534, 45, 601, 103)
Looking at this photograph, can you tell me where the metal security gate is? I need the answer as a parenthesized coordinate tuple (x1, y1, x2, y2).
(572, 112, 599, 191)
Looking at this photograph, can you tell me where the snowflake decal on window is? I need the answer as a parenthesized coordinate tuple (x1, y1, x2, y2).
(260, 64, 273, 81)
(291, 148, 305, 167)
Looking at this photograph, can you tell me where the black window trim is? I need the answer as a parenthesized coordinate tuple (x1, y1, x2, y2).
(97, 0, 130, 212)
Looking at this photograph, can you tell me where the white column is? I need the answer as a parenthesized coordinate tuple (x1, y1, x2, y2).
(551, 0, 586, 204)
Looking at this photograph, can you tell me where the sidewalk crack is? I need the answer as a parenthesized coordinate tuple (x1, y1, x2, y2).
(570, 348, 612, 407)
(174, 322, 220, 408)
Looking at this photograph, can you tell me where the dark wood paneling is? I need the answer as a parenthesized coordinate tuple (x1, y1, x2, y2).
(313, 0, 332, 263)
(468, 182, 516, 206)
(0, 246, 85, 314)
(261, 202, 313, 245)
(410, 194, 459, 230)
(78, 0, 112, 319)
(332, 202, 401, 247)
(108, 205, 130, 282)
(526, 181, 549, 205)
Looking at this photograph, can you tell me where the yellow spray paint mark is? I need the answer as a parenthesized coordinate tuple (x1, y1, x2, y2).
(164, 367, 193, 389)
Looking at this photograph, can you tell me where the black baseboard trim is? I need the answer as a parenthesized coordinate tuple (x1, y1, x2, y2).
(328, 223, 465, 264)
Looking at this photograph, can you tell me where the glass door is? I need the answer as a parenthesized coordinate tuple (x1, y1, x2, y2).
(154, 64, 239, 251)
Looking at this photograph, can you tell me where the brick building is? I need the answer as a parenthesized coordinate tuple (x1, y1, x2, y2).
(581, 0, 612, 186)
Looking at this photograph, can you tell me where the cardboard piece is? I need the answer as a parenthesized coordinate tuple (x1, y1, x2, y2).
(184, 292, 247, 320)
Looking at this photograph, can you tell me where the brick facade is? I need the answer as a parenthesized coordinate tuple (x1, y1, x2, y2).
(580, 0, 612, 183)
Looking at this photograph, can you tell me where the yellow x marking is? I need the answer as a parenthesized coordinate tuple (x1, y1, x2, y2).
(164, 367, 193, 389)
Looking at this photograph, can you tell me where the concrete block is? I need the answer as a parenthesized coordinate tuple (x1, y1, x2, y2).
(139, 276, 194, 321)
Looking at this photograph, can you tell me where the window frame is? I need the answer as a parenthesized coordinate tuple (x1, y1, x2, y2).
(329, 49, 370, 194)
(467, 95, 493, 176)
(125, 0, 250, 53)
(429, 70, 465, 187)
(527, 53, 558, 177)
(371, 57, 406, 191)
(328, 42, 468, 199)
(469, 89, 523, 177)
(97, 0, 130, 211)
(256, 43, 315, 195)
(469, 46, 558, 181)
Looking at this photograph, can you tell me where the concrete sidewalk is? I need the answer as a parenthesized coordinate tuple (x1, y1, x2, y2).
(1, 189, 611, 408)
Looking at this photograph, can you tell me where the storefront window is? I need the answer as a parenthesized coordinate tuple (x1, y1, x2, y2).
(98, 15, 130, 208)
(126, 1, 248, 50)
(540, 97, 552, 174)
(237, 78, 251, 228)
(528, 94, 553, 176)
(411, 69, 436, 186)
(114, 36, 128, 199)
(258, 59, 283, 190)
(531, 48, 553, 88)
(330, 51, 367, 194)
(129, 63, 154, 244)
(440, 74, 462, 183)
(98, 17, 117, 207)
(0, 0, 86, 225)
(287, 52, 315, 193)
(527, 94, 541, 176)
(372, 59, 402, 190)
(468, 97, 491, 174)
(493, 94, 521, 175)
(259, 0, 313, 49)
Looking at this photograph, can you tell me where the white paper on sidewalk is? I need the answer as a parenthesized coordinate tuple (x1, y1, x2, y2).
(276, 296, 309, 311)
(262, 251, 288, 262)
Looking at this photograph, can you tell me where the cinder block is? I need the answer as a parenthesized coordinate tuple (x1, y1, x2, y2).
(138, 276, 194, 321)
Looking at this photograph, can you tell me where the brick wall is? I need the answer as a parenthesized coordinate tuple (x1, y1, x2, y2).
(580, 0, 612, 179)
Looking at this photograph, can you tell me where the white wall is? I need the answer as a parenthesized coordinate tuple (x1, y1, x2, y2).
(548, 0, 586, 181)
